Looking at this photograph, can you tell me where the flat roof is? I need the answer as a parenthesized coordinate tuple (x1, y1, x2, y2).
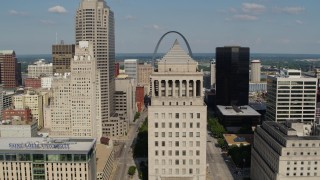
(0, 120, 36, 126)
(263, 121, 320, 141)
(223, 134, 253, 146)
(217, 105, 261, 116)
(96, 144, 113, 172)
(0, 137, 96, 154)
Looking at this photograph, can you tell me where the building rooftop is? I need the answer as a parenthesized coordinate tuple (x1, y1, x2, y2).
(0, 50, 14, 55)
(217, 105, 261, 116)
(96, 144, 113, 172)
(262, 121, 320, 141)
(0, 120, 36, 126)
(0, 137, 96, 153)
(159, 39, 196, 64)
(223, 134, 253, 146)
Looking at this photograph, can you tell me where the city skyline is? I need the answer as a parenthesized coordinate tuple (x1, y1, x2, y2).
(0, 0, 320, 54)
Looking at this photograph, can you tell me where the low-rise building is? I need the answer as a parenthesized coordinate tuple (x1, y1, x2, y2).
(0, 120, 37, 137)
(0, 137, 96, 180)
(223, 134, 253, 147)
(216, 105, 261, 129)
(2, 108, 32, 121)
(96, 140, 114, 180)
(24, 78, 41, 89)
(251, 121, 320, 180)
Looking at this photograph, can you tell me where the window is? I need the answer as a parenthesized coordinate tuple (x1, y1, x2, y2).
(189, 150, 193, 156)
(162, 151, 165, 156)
(197, 123, 200, 128)
(175, 141, 179, 147)
(176, 132, 179, 137)
(189, 132, 193, 137)
(155, 159, 159, 165)
(189, 169, 193, 174)
(169, 132, 172, 137)
(169, 141, 172, 147)
(162, 132, 165, 137)
(182, 141, 186, 147)
(183, 113, 186, 119)
(175, 160, 179, 165)
(161, 113, 165, 118)
(169, 159, 172, 165)
(183, 122, 186, 128)
(190, 123, 193, 128)
(182, 151, 186, 156)
(190, 141, 193, 147)
(182, 132, 186, 137)
(155, 141, 158, 146)
(168, 150, 172, 156)
(197, 113, 200, 118)
(196, 141, 200, 147)
(175, 151, 179, 156)
(169, 113, 172, 118)
(190, 113, 193, 118)
(196, 132, 200, 137)
(162, 141, 165, 146)
(155, 132, 158, 137)
(155, 151, 158, 156)
(169, 122, 172, 128)
(196, 159, 200, 165)
(175, 113, 179, 119)
(175, 123, 179, 128)
(155, 123, 158, 128)
(196, 151, 200, 156)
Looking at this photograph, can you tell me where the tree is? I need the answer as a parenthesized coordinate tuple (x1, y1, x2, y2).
(128, 166, 136, 176)
(208, 118, 226, 138)
(134, 112, 140, 122)
(217, 138, 226, 149)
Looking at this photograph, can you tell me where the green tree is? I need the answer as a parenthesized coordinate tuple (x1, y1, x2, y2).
(208, 118, 226, 138)
(134, 112, 140, 122)
(128, 166, 136, 176)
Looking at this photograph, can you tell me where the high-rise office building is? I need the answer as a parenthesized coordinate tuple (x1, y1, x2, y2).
(51, 41, 97, 137)
(138, 62, 153, 86)
(52, 42, 75, 74)
(76, 0, 116, 138)
(0, 50, 21, 88)
(124, 59, 139, 81)
(148, 40, 207, 180)
(216, 46, 249, 106)
(266, 69, 317, 123)
(251, 120, 320, 180)
(250, 60, 261, 83)
(210, 60, 216, 89)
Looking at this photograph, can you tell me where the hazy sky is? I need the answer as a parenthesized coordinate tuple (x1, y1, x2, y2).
(0, 0, 319, 54)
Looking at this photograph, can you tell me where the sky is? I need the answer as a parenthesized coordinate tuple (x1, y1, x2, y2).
(0, 0, 320, 54)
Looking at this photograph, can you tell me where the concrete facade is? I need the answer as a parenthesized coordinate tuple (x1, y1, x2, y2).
(13, 90, 43, 129)
(41, 76, 53, 89)
(266, 69, 317, 124)
(251, 60, 261, 83)
(137, 62, 153, 92)
(0, 120, 37, 137)
(251, 121, 320, 180)
(76, 0, 116, 138)
(27, 59, 53, 78)
(124, 59, 138, 82)
(115, 77, 135, 124)
(0, 137, 96, 180)
(148, 40, 207, 180)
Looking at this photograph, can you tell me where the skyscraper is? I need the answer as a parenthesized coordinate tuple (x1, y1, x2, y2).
(76, 0, 116, 137)
(216, 46, 249, 106)
(52, 42, 75, 74)
(148, 40, 207, 180)
(0, 50, 21, 88)
(124, 59, 139, 81)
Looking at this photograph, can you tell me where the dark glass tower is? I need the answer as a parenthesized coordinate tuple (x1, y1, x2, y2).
(216, 46, 249, 106)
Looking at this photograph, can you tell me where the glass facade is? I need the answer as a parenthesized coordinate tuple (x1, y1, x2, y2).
(216, 46, 250, 106)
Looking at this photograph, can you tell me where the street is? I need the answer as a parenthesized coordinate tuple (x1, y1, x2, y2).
(112, 110, 148, 180)
(207, 134, 233, 180)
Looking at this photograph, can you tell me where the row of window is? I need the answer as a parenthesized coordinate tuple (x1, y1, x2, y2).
(155, 150, 201, 156)
(155, 159, 200, 166)
(155, 122, 201, 129)
(154, 113, 201, 119)
(154, 168, 200, 175)
(154, 132, 201, 138)
(155, 141, 201, 147)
